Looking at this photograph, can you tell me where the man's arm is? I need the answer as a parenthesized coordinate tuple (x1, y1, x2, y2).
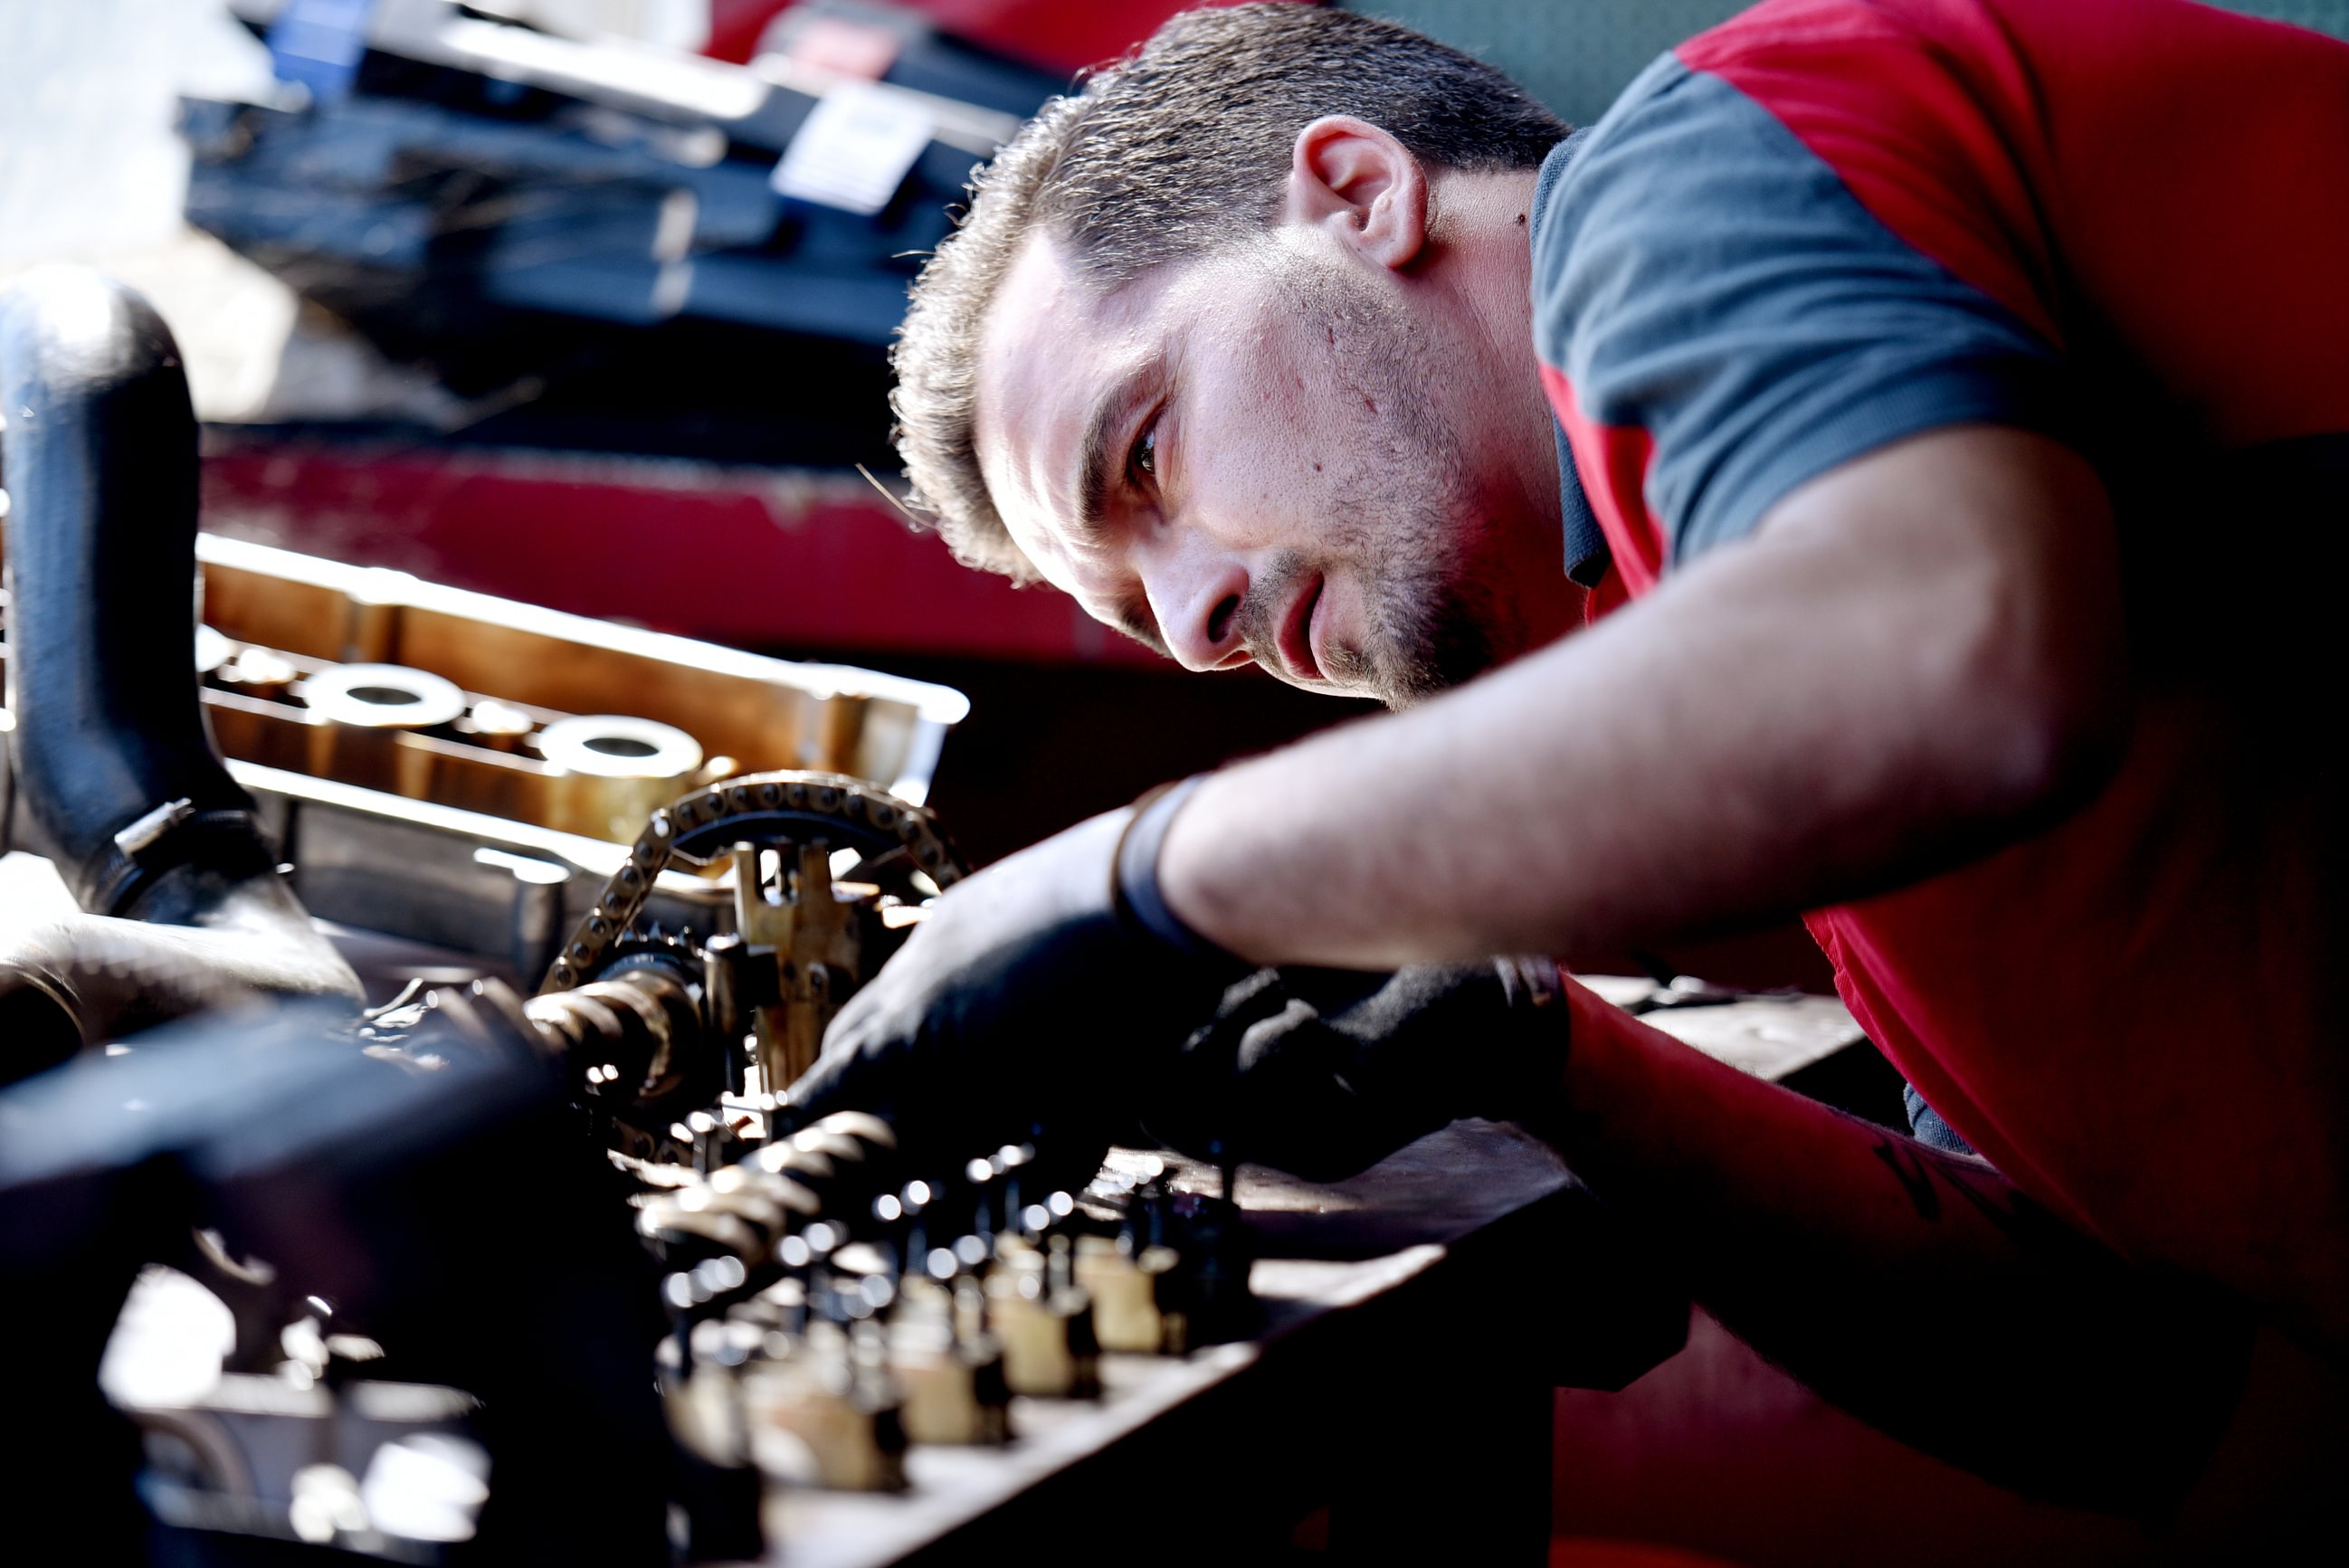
(1544, 978, 2249, 1514)
(1159, 425, 2129, 967)
(803, 424, 2253, 1506)
(1146, 424, 2258, 1508)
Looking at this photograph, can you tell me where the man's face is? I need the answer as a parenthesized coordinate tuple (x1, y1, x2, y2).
(973, 227, 1557, 708)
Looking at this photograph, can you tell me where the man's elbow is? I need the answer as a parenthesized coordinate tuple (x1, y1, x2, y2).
(1755, 425, 2133, 838)
(1955, 593, 2132, 834)
(1930, 465, 2132, 831)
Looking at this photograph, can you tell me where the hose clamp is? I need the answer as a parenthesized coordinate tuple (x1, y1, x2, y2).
(84, 796, 277, 917)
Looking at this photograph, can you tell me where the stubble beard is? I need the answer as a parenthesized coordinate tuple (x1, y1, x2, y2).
(1283, 270, 1506, 709)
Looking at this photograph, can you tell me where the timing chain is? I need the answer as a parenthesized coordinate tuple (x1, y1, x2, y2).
(539, 770, 962, 994)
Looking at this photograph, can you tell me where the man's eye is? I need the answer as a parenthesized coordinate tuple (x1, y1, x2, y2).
(1130, 419, 1159, 481)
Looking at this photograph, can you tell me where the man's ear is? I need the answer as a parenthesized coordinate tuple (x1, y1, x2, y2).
(1282, 115, 1429, 271)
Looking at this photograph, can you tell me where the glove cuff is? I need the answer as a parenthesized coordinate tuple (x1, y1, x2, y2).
(1112, 774, 1238, 965)
(1493, 955, 1565, 1012)
(1465, 955, 1571, 1126)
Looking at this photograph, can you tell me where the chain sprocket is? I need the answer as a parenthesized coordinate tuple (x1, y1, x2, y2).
(540, 770, 961, 995)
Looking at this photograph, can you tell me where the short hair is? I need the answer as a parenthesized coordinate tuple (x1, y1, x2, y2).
(889, 3, 1569, 581)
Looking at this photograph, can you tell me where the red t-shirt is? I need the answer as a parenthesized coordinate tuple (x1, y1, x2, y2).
(1531, 0, 2349, 1321)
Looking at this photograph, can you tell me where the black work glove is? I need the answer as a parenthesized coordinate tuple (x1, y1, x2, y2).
(1142, 957, 1570, 1183)
(788, 778, 1251, 1154)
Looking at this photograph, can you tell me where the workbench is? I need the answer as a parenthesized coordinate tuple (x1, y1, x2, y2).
(762, 989, 1869, 1565)
(2, 848, 1865, 1565)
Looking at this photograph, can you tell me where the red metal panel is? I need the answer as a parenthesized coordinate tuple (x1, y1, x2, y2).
(706, 0, 1306, 74)
(200, 441, 1165, 667)
(895, 0, 1283, 73)
(706, 0, 797, 62)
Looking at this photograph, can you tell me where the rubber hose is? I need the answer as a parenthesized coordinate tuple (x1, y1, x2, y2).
(0, 266, 357, 1073)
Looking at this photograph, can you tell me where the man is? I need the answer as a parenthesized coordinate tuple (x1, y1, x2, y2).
(797, 0, 2349, 1514)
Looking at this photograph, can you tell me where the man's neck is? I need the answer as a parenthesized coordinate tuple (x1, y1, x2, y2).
(1427, 165, 1576, 638)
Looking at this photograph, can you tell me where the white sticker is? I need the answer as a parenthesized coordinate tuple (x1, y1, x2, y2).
(770, 81, 933, 217)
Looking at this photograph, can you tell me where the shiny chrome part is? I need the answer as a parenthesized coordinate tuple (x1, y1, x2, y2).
(296, 663, 468, 730)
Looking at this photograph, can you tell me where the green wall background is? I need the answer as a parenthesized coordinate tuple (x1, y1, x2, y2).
(1343, 1, 2349, 126)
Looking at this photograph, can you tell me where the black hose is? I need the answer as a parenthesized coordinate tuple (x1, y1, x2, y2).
(0, 266, 357, 1077)
(2, 264, 243, 905)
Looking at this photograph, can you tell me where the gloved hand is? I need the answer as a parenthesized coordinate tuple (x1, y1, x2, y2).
(788, 778, 1252, 1152)
(1142, 956, 1571, 1182)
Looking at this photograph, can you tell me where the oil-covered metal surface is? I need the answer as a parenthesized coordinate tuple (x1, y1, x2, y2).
(179, 530, 967, 816)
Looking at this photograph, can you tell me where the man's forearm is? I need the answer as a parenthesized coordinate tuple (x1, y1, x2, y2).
(1548, 982, 2249, 1513)
(1143, 429, 2237, 1508)
(1156, 428, 2126, 969)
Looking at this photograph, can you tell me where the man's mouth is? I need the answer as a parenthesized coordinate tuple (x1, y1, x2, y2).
(1275, 574, 1325, 684)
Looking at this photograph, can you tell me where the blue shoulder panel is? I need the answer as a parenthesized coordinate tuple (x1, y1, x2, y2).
(1529, 54, 2075, 566)
(1532, 130, 1609, 586)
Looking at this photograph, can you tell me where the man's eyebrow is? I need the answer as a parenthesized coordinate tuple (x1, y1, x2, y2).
(1072, 357, 1160, 540)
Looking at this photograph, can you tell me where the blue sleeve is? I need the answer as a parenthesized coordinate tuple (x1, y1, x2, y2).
(1529, 55, 2077, 566)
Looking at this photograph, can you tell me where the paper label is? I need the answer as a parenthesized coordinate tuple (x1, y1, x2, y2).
(770, 81, 932, 217)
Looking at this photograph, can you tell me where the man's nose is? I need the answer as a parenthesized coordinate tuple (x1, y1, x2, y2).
(1146, 553, 1251, 671)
